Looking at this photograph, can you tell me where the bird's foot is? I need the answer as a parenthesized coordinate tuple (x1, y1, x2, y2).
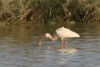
(61, 46, 63, 49)
(64, 45, 67, 48)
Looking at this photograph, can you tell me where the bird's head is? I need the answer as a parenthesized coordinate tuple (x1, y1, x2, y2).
(44, 33, 51, 38)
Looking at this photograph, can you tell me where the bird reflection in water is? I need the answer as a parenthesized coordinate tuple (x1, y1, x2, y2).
(46, 46, 78, 54)
(44, 46, 78, 66)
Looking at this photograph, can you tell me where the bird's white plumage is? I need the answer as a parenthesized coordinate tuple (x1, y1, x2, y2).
(44, 27, 80, 40)
(55, 27, 80, 39)
(44, 27, 80, 48)
(45, 33, 52, 38)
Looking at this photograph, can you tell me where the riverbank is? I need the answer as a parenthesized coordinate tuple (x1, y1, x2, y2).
(0, 0, 100, 24)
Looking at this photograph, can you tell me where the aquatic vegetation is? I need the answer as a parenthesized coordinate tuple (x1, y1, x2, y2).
(0, 0, 100, 24)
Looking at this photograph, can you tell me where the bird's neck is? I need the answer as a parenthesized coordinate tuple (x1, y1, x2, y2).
(48, 34, 58, 41)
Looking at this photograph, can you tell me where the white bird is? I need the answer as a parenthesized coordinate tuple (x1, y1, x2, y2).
(44, 27, 80, 48)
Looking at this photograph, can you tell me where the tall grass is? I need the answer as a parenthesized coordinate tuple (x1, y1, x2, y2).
(0, 0, 100, 24)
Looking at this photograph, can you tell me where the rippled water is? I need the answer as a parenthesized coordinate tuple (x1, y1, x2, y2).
(0, 23, 100, 67)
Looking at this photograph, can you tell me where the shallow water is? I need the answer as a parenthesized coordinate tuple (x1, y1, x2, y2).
(0, 23, 100, 67)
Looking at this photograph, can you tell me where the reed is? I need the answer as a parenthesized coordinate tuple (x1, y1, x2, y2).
(0, 0, 100, 24)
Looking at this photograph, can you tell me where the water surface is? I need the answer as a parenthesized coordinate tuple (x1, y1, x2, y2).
(0, 23, 100, 67)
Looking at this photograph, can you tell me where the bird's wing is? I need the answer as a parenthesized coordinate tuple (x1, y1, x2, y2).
(56, 27, 79, 38)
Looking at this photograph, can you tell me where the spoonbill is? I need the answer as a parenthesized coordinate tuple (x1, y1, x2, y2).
(44, 27, 80, 48)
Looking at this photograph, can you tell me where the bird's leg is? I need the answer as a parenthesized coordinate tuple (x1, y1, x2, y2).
(61, 39, 63, 49)
(65, 40, 67, 47)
